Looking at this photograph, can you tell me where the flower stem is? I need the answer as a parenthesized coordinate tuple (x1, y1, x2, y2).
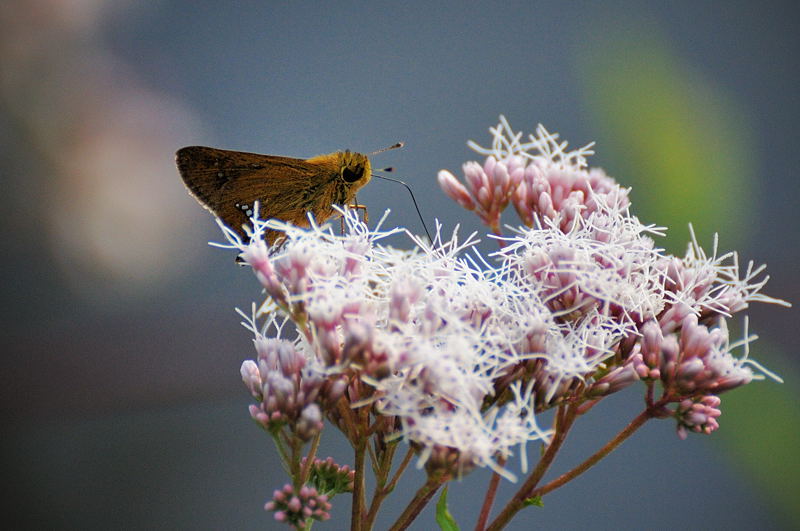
(388, 473, 450, 531)
(490, 223, 506, 248)
(473, 456, 505, 531)
(271, 430, 292, 474)
(486, 403, 578, 531)
(385, 447, 415, 493)
(290, 436, 304, 490)
(488, 401, 663, 529)
(299, 432, 321, 485)
(532, 402, 663, 498)
(365, 443, 411, 529)
(351, 439, 367, 531)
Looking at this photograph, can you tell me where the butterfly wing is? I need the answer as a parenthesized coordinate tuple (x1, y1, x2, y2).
(176, 146, 329, 241)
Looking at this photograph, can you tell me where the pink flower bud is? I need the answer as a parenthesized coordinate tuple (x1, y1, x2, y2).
(240, 360, 262, 398)
(437, 170, 475, 210)
(464, 161, 487, 195)
(297, 404, 323, 441)
(641, 321, 662, 366)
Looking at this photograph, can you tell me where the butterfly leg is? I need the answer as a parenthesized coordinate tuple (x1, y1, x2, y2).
(348, 195, 368, 224)
(340, 196, 369, 235)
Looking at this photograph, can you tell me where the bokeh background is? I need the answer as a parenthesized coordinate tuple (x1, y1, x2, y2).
(2, 1, 798, 529)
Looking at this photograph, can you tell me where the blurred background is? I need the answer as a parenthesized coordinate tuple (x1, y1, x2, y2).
(2, 1, 798, 529)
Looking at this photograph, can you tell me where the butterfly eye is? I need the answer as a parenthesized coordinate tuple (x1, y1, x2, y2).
(342, 166, 363, 183)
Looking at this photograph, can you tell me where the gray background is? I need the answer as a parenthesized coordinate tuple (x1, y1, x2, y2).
(2, 1, 798, 529)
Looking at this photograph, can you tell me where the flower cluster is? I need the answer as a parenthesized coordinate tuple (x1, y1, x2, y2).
(224, 211, 555, 480)
(265, 483, 331, 529)
(438, 116, 787, 431)
(301, 456, 355, 495)
(438, 155, 524, 231)
(241, 335, 346, 441)
(221, 118, 787, 525)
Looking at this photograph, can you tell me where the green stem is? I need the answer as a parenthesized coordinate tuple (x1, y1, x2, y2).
(290, 436, 304, 490)
(271, 429, 292, 473)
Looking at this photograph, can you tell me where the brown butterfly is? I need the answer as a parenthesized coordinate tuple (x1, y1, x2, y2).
(175, 145, 398, 244)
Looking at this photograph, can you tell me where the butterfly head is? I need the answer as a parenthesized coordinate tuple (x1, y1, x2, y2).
(339, 150, 372, 187)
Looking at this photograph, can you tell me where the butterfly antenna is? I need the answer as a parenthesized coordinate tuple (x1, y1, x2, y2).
(372, 173, 432, 243)
(370, 142, 404, 156)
